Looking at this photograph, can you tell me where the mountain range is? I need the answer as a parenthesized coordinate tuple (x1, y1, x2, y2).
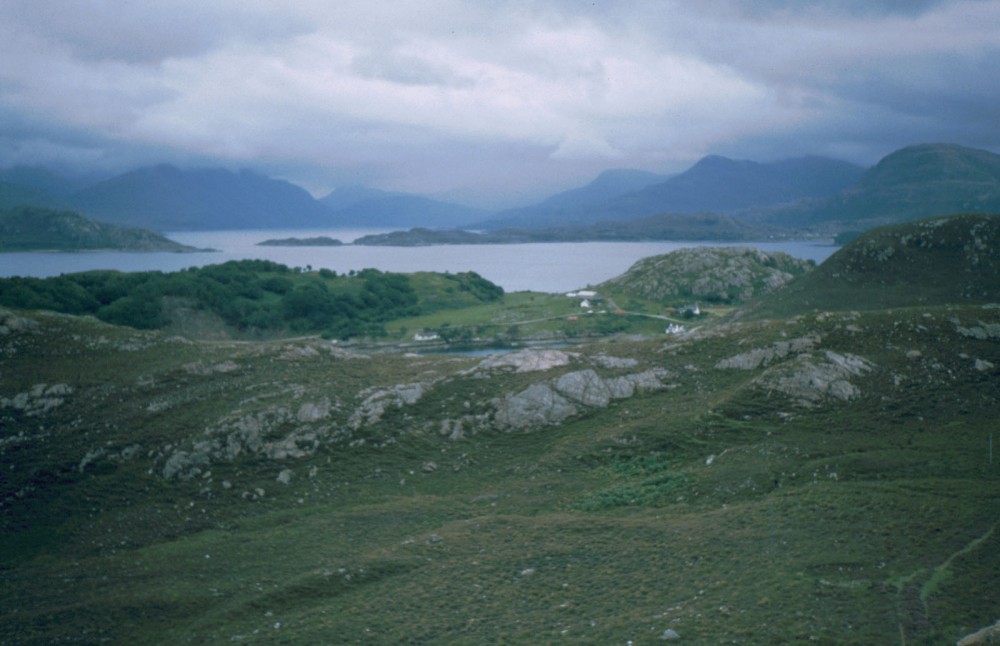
(1, 143, 998, 235)
(318, 186, 487, 228)
(480, 156, 864, 229)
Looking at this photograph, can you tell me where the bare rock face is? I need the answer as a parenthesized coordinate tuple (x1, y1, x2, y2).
(715, 335, 821, 370)
(474, 348, 575, 373)
(349, 383, 428, 429)
(493, 383, 579, 430)
(756, 351, 874, 407)
(493, 368, 667, 431)
(1, 383, 73, 417)
(0, 308, 38, 335)
(553, 369, 613, 408)
(957, 618, 1000, 645)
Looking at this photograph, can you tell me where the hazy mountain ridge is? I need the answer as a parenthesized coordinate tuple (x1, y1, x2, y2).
(757, 143, 1000, 230)
(480, 155, 865, 229)
(70, 164, 337, 231)
(320, 187, 487, 227)
(482, 168, 669, 228)
(1, 143, 998, 235)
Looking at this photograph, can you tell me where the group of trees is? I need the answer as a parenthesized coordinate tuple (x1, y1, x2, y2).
(0, 260, 502, 340)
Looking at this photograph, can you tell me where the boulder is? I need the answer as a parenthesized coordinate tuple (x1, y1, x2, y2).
(494, 383, 578, 430)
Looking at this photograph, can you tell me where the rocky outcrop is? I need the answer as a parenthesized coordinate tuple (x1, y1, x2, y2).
(755, 351, 874, 406)
(161, 398, 337, 480)
(0, 308, 38, 335)
(493, 368, 667, 431)
(957, 618, 1000, 645)
(493, 383, 579, 431)
(349, 383, 428, 429)
(715, 335, 820, 370)
(956, 322, 1000, 340)
(473, 348, 575, 373)
(1, 383, 73, 416)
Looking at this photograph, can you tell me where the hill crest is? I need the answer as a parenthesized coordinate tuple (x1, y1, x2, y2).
(744, 213, 1000, 318)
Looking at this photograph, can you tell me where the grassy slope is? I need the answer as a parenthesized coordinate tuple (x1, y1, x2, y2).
(744, 213, 1000, 320)
(1, 297, 998, 644)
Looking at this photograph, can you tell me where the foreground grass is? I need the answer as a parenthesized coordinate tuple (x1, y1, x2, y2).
(1, 304, 998, 644)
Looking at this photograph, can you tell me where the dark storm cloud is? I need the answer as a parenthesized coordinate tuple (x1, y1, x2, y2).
(1, 0, 997, 206)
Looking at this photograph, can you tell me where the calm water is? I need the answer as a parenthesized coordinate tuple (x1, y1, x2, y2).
(0, 229, 839, 293)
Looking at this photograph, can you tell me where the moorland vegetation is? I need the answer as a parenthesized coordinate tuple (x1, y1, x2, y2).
(0, 214, 998, 644)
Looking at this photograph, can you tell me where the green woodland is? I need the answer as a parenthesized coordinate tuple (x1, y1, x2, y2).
(0, 260, 504, 339)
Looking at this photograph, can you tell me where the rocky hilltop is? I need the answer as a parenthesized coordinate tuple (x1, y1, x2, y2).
(600, 246, 814, 305)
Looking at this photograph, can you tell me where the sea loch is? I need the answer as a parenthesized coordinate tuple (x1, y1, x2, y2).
(0, 229, 838, 293)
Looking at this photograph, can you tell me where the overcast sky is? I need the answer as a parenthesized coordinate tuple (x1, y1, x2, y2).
(1, 0, 998, 207)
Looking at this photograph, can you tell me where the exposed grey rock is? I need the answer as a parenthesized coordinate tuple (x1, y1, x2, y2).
(162, 449, 210, 480)
(661, 628, 681, 640)
(715, 335, 820, 370)
(554, 369, 613, 407)
(957, 618, 1000, 645)
(297, 398, 332, 422)
(474, 348, 575, 373)
(183, 360, 239, 375)
(975, 358, 995, 371)
(591, 354, 639, 369)
(276, 469, 293, 484)
(1, 383, 73, 416)
(957, 323, 1000, 340)
(0, 308, 38, 335)
(492, 369, 664, 431)
(494, 383, 578, 430)
(349, 382, 428, 429)
(756, 350, 874, 407)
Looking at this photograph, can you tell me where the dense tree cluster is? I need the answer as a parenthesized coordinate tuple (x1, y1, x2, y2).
(0, 260, 502, 339)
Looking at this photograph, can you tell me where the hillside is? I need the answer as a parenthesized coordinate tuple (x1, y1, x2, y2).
(70, 164, 338, 231)
(599, 246, 814, 306)
(762, 144, 1000, 231)
(320, 186, 486, 228)
(1, 213, 998, 641)
(0, 206, 203, 252)
(743, 213, 1000, 319)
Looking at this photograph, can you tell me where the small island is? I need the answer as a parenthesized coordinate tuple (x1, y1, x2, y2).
(352, 213, 793, 246)
(257, 236, 344, 247)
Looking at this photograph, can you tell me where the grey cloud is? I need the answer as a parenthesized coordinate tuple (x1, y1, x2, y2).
(0, 0, 311, 64)
(350, 51, 475, 88)
(1, 0, 999, 207)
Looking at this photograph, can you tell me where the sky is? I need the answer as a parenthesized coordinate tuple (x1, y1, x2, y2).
(1, 0, 998, 208)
